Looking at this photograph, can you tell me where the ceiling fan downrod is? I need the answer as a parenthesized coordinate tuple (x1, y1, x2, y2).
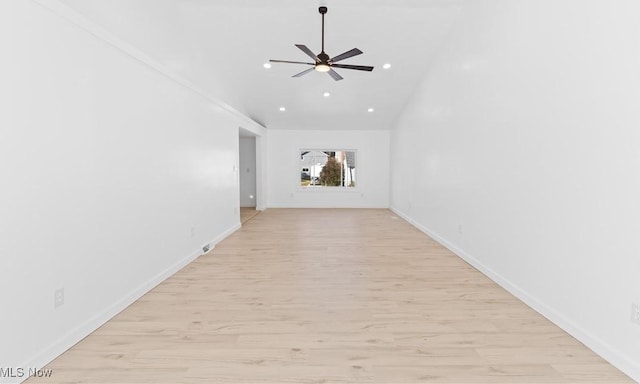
(320, 6, 327, 55)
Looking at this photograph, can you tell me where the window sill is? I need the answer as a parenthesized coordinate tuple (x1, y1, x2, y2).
(298, 186, 360, 193)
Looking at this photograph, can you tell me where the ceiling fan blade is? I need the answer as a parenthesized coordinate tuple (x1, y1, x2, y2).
(330, 48, 363, 63)
(295, 44, 320, 62)
(293, 67, 315, 78)
(332, 63, 374, 72)
(328, 69, 343, 81)
(270, 59, 315, 65)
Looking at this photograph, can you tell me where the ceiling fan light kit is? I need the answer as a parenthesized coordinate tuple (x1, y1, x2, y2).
(270, 6, 374, 81)
(315, 64, 331, 73)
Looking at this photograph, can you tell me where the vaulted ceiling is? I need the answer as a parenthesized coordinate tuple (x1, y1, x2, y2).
(60, 0, 466, 130)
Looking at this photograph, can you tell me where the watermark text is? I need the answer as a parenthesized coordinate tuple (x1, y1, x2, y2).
(0, 367, 53, 379)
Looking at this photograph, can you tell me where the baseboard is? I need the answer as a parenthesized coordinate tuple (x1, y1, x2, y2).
(210, 222, 241, 246)
(17, 223, 242, 384)
(390, 206, 640, 383)
(267, 203, 389, 209)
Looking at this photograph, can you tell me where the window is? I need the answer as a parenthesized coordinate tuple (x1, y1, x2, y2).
(300, 150, 356, 188)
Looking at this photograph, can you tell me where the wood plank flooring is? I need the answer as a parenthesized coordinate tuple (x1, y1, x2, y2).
(240, 207, 260, 224)
(27, 209, 632, 383)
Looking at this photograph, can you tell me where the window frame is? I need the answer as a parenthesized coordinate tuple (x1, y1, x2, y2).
(298, 148, 359, 192)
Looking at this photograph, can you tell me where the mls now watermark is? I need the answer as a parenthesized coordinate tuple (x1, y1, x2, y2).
(0, 367, 53, 379)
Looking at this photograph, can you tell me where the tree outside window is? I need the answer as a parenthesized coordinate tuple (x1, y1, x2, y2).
(300, 150, 356, 188)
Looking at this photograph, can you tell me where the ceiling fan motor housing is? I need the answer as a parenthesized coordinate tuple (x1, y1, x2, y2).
(318, 52, 330, 63)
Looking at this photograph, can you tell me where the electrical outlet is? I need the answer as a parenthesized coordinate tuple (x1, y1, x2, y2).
(54, 288, 64, 309)
(632, 302, 640, 324)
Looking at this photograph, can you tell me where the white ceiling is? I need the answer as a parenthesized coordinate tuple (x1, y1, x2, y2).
(60, 0, 466, 131)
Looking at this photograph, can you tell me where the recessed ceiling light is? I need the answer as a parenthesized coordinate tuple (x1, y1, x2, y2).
(382, 63, 391, 70)
(323, 92, 331, 97)
(279, 107, 286, 112)
(263, 62, 272, 69)
(367, 108, 375, 113)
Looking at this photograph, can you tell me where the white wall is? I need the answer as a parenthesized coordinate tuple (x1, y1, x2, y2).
(0, 1, 260, 380)
(267, 130, 389, 208)
(390, 0, 640, 380)
(239, 137, 257, 207)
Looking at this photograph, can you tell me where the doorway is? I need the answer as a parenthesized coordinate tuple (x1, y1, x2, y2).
(239, 128, 260, 224)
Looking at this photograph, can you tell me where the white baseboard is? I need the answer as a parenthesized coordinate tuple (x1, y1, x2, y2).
(210, 222, 241, 246)
(267, 203, 388, 209)
(18, 223, 241, 384)
(390, 206, 640, 383)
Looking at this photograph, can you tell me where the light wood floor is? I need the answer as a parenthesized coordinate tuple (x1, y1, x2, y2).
(29, 209, 632, 383)
(240, 207, 260, 224)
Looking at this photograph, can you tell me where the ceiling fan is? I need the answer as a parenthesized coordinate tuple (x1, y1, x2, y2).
(269, 6, 374, 81)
